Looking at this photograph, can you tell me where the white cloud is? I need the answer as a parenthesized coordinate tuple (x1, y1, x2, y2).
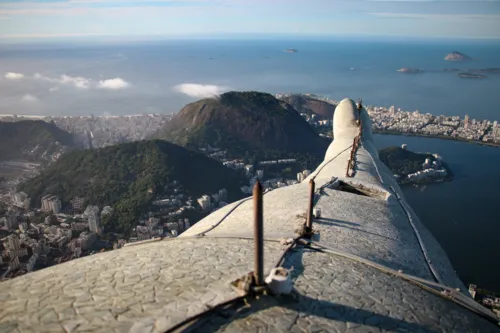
(173, 83, 229, 98)
(21, 94, 38, 102)
(59, 74, 91, 89)
(32, 72, 129, 90)
(97, 78, 130, 90)
(5, 72, 24, 80)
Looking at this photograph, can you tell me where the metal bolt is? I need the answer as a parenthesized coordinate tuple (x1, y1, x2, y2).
(306, 179, 315, 229)
(253, 180, 264, 286)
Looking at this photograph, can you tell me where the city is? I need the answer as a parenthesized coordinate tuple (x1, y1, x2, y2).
(0, 93, 499, 283)
(275, 93, 500, 145)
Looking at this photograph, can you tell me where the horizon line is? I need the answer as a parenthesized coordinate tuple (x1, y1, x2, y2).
(1, 32, 500, 42)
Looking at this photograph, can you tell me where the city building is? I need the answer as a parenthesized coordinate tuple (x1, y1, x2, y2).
(218, 189, 227, 202)
(469, 284, 477, 299)
(9, 257, 20, 271)
(2, 212, 18, 231)
(70, 197, 86, 212)
(10, 191, 31, 210)
(464, 114, 470, 129)
(26, 254, 39, 272)
(297, 169, 312, 182)
(494, 127, 500, 140)
(166, 222, 179, 233)
(256, 170, 264, 179)
(101, 206, 113, 216)
(197, 195, 211, 211)
(85, 206, 101, 234)
(74, 247, 82, 258)
(41, 195, 62, 214)
(147, 217, 160, 228)
(297, 172, 305, 183)
(78, 232, 96, 250)
(19, 222, 29, 233)
(7, 235, 20, 251)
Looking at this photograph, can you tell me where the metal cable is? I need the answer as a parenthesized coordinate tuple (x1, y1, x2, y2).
(310, 144, 353, 182)
(190, 189, 272, 237)
(389, 185, 442, 284)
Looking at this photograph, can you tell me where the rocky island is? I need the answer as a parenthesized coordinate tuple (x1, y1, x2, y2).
(284, 49, 298, 53)
(445, 51, 472, 61)
(379, 146, 453, 185)
(397, 68, 424, 74)
(457, 72, 487, 79)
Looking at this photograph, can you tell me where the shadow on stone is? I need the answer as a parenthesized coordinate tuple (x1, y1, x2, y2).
(315, 217, 360, 227)
(179, 247, 439, 333)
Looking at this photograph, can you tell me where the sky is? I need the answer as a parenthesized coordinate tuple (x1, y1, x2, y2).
(0, 0, 499, 40)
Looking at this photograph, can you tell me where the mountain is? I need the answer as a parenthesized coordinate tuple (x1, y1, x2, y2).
(444, 51, 471, 61)
(280, 94, 336, 119)
(154, 91, 329, 166)
(0, 120, 76, 162)
(20, 140, 247, 233)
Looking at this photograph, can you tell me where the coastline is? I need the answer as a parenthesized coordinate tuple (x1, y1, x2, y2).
(373, 130, 500, 149)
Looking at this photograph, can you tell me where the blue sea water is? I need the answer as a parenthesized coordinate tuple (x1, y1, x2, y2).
(1, 39, 500, 117)
(374, 135, 500, 291)
(1, 38, 500, 290)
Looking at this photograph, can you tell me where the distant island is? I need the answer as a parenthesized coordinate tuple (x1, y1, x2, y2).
(379, 146, 453, 185)
(457, 72, 487, 79)
(284, 49, 298, 53)
(468, 68, 500, 74)
(397, 68, 424, 74)
(445, 51, 472, 62)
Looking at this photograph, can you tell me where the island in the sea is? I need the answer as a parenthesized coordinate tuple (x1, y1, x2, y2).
(468, 68, 500, 74)
(284, 49, 298, 53)
(379, 145, 453, 185)
(457, 72, 487, 79)
(397, 68, 424, 74)
(445, 51, 472, 61)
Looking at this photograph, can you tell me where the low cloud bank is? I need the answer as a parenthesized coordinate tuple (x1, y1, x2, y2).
(5, 71, 130, 90)
(173, 83, 229, 98)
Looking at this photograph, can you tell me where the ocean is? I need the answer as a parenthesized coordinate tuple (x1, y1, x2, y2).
(1, 38, 500, 290)
(374, 134, 500, 292)
(1, 39, 500, 118)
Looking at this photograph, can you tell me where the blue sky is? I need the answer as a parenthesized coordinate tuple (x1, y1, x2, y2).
(0, 0, 499, 40)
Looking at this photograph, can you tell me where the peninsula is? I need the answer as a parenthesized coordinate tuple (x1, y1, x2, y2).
(379, 146, 452, 185)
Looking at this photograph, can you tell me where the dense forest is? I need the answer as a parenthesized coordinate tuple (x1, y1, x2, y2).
(21, 140, 246, 233)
